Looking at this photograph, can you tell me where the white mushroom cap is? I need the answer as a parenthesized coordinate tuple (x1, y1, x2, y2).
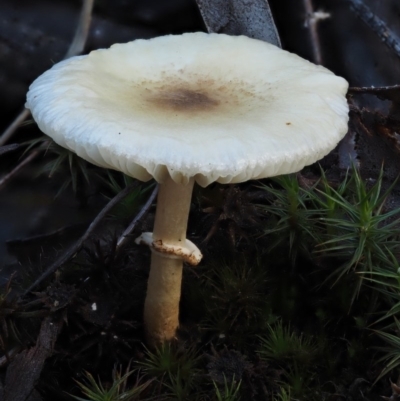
(26, 32, 349, 187)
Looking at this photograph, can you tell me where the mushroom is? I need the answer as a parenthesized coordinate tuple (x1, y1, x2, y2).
(26, 32, 349, 345)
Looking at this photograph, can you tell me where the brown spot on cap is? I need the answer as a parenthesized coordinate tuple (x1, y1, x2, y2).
(149, 88, 219, 112)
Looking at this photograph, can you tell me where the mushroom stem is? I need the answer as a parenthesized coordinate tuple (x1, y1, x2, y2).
(144, 176, 195, 345)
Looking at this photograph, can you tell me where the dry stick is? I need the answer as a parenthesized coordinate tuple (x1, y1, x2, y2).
(65, 0, 95, 58)
(0, 0, 95, 146)
(3, 315, 64, 401)
(347, 0, 400, 59)
(0, 109, 31, 147)
(20, 183, 138, 298)
(195, 0, 281, 47)
(0, 143, 53, 192)
(303, 0, 324, 65)
(0, 144, 20, 156)
(116, 184, 159, 251)
(349, 84, 400, 93)
(0, 150, 40, 190)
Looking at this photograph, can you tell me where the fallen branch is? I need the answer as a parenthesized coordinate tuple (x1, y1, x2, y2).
(2, 316, 63, 401)
(347, 0, 400, 59)
(195, 0, 281, 47)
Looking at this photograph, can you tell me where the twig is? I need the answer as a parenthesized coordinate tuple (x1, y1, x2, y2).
(0, 0, 95, 145)
(0, 150, 40, 190)
(0, 109, 31, 147)
(303, 0, 328, 64)
(347, 0, 400, 59)
(349, 84, 400, 93)
(116, 184, 159, 251)
(64, 0, 95, 59)
(349, 85, 400, 108)
(20, 183, 138, 298)
(0, 144, 20, 156)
